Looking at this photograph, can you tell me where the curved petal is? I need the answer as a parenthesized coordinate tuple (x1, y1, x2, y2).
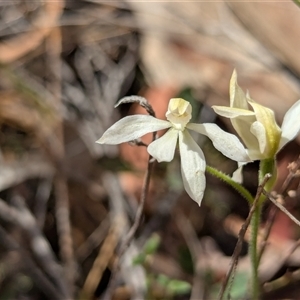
(178, 130, 206, 206)
(212, 106, 255, 118)
(212, 106, 258, 149)
(187, 123, 251, 162)
(230, 116, 259, 150)
(280, 100, 300, 150)
(230, 69, 249, 109)
(247, 149, 264, 161)
(232, 165, 244, 184)
(147, 128, 178, 162)
(250, 121, 267, 155)
(96, 115, 171, 145)
(248, 101, 281, 155)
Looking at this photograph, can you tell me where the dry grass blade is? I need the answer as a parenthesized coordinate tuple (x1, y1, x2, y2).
(264, 192, 300, 228)
(81, 224, 119, 299)
(0, 0, 64, 63)
(0, 196, 69, 298)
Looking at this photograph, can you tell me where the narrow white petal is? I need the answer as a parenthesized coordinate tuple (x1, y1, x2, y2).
(247, 149, 264, 161)
(232, 165, 244, 184)
(280, 100, 300, 150)
(96, 115, 171, 145)
(187, 123, 251, 162)
(230, 70, 250, 109)
(178, 131, 206, 206)
(250, 121, 267, 155)
(147, 128, 178, 162)
(211, 107, 258, 150)
(230, 116, 260, 151)
(212, 106, 255, 118)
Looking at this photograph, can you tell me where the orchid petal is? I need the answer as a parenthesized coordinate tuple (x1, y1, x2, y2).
(232, 165, 244, 183)
(212, 105, 258, 150)
(96, 115, 171, 145)
(247, 149, 264, 161)
(212, 106, 255, 118)
(147, 128, 178, 162)
(187, 123, 250, 162)
(231, 117, 260, 152)
(280, 100, 300, 150)
(178, 130, 206, 206)
(248, 101, 281, 155)
(230, 69, 249, 109)
(250, 121, 267, 155)
(166, 98, 192, 130)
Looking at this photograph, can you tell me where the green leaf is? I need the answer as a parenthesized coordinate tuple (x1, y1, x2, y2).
(132, 253, 147, 265)
(144, 233, 161, 255)
(178, 246, 194, 273)
(210, 271, 249, 299)
(227, 272, 249, 299)
(166, 279, 191, 295)
(156, 274, 170, 287)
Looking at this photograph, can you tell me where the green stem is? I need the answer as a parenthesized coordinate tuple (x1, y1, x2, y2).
(293, 0, 300, 8)
(206, 165, 254, 204)
(249, 158, 276, 299)
(250, 203, 262, 300)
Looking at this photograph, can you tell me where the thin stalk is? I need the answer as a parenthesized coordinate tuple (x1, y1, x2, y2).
(217, 174, 271, 300)
(249, 158, 276, 299)
(103, 135, 156, 300)
(206, 165, 253, 204)
(249, 203, 262, 299)
(206, 164, 254, 299)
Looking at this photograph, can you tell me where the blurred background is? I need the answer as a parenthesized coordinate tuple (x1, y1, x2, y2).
(0, 1, 300, 299)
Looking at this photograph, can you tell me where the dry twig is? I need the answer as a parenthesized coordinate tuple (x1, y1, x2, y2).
(102, 96, 156, 299)
(259, 156, 300, 262)
(218, 173, 272, 300)
(0, 196, 69, 298)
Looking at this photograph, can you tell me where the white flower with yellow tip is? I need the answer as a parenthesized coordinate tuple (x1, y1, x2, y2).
(212, 70, 300, 161)
(97, 98, 249, 205)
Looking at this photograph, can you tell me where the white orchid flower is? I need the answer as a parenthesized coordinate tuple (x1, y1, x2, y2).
(97, 98, 249, 205)
(212, 70, 300, 161)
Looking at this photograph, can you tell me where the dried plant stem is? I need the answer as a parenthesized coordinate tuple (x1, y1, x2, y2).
(264, 192, 300, 227)
(102, 96, 157, 299)
(263, 239, 300, 293)
(218, 173, 271, 300)
(54, 175, 75, 291)
(0, 225, 64, 299)
(0, 197, 69, 298)
(257, 206, 277, 263)
(81, 225, 119, 299)
(259, 156, 300, 262)
(47, 26, 75, 296)
(120, 158, 154, 256)
(0, 0, 64, 63)
(103, 155, 154, 300)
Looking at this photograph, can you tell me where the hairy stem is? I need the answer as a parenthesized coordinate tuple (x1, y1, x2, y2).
(206, 165, 253, 204)
(250, 158, 276, 299)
